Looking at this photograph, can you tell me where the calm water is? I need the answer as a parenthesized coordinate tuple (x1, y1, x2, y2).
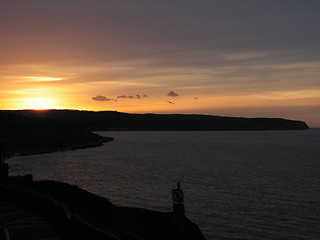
(7, 130, 320, 240)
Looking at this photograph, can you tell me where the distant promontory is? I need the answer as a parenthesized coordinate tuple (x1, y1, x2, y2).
(0, 110, 309, 156)
(4, 109, 309, 131)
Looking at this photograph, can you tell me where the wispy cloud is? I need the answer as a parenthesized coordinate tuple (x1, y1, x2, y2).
(117, 95, 134, 99)
(24, 76, 65, 82)
(117, 94, 149, 99)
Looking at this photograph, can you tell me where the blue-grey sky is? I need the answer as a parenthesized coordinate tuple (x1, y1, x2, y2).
(1, 1, 320, 126)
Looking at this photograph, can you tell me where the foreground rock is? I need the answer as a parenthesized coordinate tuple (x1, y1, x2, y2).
(0, 176, 206, 240)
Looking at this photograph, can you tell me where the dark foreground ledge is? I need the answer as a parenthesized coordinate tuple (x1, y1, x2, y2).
(0, 176, 206, 240)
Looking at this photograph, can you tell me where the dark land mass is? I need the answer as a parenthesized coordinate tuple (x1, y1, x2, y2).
(4, 109, 309, 131)
(0, 110, 205, 239)
(0, 111, 112, 158)
(0, 109, 308, 239)
(1, 176, 205, 240)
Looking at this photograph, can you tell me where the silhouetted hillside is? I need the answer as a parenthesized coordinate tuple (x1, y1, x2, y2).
(0, 111, 110, 157)
(1, 177, 206, 240)
(4, 110, 309, 131)
(33, 180, 205, 240)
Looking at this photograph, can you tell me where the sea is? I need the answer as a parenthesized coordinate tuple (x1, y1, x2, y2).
(7, 130, 320, 240)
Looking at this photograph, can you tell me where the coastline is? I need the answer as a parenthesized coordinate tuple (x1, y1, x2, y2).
(1, 134, 206, 239)
(3, 136, 114, 161)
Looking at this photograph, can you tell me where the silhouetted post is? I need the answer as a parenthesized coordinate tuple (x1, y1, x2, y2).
(0, 139, 9, 180)
(172, 182, 186, 240)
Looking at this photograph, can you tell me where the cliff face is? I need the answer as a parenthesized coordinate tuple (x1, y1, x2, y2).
(5, 110, 309, 131)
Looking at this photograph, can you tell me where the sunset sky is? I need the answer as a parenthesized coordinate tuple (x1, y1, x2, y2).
(1, 1, 320, 127)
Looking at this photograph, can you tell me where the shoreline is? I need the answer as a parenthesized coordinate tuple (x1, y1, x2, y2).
(3, 136, 114, 161)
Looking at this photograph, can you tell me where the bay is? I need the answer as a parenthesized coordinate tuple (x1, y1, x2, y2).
(7, 130, 320, 239)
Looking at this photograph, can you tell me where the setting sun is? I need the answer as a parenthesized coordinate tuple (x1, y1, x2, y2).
(14, 96, 61, 110)
(0, 1, 319, 127)
(21, 97, 58, 110)
(2, 86, 66, 110)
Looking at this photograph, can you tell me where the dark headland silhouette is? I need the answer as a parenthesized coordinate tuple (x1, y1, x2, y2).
(4, 109, 310, 131)
(0, 109, 309, 157)
(0, 110, 113, 158)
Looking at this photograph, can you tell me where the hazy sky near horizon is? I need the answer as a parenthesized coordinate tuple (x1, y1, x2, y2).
(1, 1, 320, 127)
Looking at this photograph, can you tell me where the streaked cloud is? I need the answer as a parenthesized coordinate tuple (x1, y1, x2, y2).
(24, 76, 64, 82)
(117, 94, 149, 99)
(117, 95, 135, 99)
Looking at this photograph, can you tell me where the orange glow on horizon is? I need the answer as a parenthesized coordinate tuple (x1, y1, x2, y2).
(0, 71, 319, 127)
(2, 84, 67, 110)
(8, 97, 63, 110)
